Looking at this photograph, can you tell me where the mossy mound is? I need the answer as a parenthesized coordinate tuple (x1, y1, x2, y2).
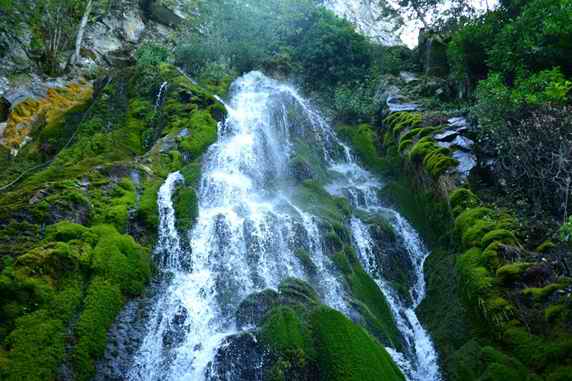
(336, 123, 385, 173)
(250, 278, 405, 381)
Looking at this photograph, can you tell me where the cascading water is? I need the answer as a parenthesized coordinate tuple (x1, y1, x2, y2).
(122, 72, 441, 381)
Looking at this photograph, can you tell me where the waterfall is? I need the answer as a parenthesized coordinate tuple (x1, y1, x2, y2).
(122, 72, 440, 381)
(155, 81, 169, 111)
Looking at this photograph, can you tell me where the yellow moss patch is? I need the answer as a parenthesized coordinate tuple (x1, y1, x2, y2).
(2, 82, 93, 150)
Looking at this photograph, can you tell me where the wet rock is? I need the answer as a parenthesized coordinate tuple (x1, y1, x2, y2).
(86, 19, 123, 63)
(0, 122, 6, 144)
(236, 289, 279, 329)
(207, 332, 267, 381)
(452, 136, 474, 151)
(278, 277, 320, 307)
(399, 71, 418, 83)
(448, 116, 468, 129)
(290, 157, 314, 182)
(438, 136, 474, 151)
(434, 129, 459, 142)
(452, 151, 477, 178)
(95, 299, 150, 381)
(123, 10, 146, 43)
(386, 95, 419, 113)
(144, 0, 184, 27)
(0, 77, 9, 97)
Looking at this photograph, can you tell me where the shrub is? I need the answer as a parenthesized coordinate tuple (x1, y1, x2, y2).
(135, 42, 172, 67)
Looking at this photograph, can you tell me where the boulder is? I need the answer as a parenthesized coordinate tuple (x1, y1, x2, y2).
(123, 11, 146, 43)
(206, 332, 267, 381)
(386, 95, 419, 112)
(452, 151, 477, 178)
(235, 289, 279, 329)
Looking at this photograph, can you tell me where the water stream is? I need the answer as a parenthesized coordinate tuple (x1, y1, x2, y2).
(120, 72, 441, 381)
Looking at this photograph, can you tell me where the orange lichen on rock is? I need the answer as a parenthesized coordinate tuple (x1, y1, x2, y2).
(1, 81, 93, 151)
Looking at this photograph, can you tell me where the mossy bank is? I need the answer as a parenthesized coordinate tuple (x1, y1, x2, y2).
(0, 62, 225, 380)
(335, 96, 572, 381)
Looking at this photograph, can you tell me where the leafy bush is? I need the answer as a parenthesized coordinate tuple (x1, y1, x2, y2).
(174, 0, 373, 92)
(334, 80, 379, 122)
(135, 42, 172, 67)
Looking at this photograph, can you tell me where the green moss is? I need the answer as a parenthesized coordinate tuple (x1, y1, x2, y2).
(173, 186, 198, 233)
(481, 229, 517, 249)
(293, 180, 351, 224)
(336, 247, 401, 349)
(482, 241, 503, 269)
(480, 346, 529, 381)
(523, 280, 572, 302)
(398, 138, 413, 153)
(450, 188, 480, 217)
(180, 162, 203, 187)
(462, 219, 497, 248)
(260, 306, 312, 355)
(536, 240, 556, 253)
(423, 151, 458, 178)
(310, 307, 405, 381)
(45, 221, 97, 244)
(73, 276, 123, 380)
(294, 249, 318, 275)
(544, 304, 567, 322)
(179, 110, 218, 160)
(408, 137, 436, 162)
(4, 310, 66, 381)
(336, 123, 384, 173)
(457, 248, 494, 302)
(91, 225, 151, 296)
(138, 180, 161, 230)
(495, 263, 531, 285)
(383, 112, 422, 137)
(455, 207, 498, 248)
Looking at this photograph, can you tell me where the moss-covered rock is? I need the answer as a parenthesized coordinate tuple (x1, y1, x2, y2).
(251, 279, 405, 381)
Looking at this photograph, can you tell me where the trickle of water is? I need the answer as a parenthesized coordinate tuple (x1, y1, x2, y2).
(123, 71, 440, 381)
(155, 81, 169, 111)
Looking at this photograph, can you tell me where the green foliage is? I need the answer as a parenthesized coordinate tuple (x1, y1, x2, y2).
(175, 0, 374, 92)
(487, 0, 572, 79)
(333, 81, 379, 123)
(559, 216, 572, 245)
(135, 42, 173, 67)
(0, 0, 115, 75)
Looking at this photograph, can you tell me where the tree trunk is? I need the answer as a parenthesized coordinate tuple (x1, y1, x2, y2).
(70, 0, 94, 66)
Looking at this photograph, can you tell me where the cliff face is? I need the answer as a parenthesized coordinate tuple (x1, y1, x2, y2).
(0, 0, 191, 156)
(321, 0, 402, 46)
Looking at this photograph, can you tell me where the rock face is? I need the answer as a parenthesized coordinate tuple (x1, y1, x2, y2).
(418, 29, 449, 77)
(321, 0, 401, 45)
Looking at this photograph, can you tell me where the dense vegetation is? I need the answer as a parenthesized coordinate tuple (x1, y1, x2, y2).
(0, 0, 571, 380)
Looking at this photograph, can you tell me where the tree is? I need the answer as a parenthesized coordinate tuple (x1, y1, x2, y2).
(70, 0, 94, 66)
(0, 0, 94, 75)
